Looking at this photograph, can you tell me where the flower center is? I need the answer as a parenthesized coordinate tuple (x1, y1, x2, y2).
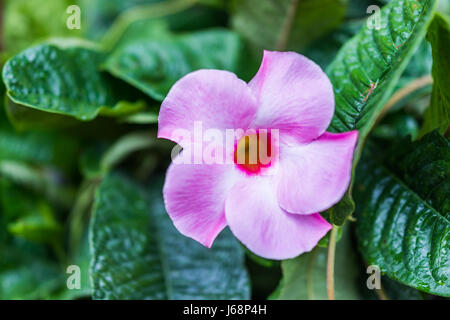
(234, 132, 273, 175)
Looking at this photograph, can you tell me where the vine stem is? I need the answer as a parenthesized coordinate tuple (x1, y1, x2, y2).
(326, 225, 338, 300)
(275, 0, 299, 51)
(377, 75, 433, 121)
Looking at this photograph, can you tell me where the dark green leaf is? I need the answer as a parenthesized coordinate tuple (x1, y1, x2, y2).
(2, 40, 147, 121)
(104, 24, 245, 101)
(230, 0, 347, 51)
(90, 173, 250, 299)
(355, 131, 449, 296)
(325, 0, 437, 225)
(419, 13, 450, 137)
(80, 0, 164, 40)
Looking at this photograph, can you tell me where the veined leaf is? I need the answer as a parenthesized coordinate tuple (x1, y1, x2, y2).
(325, 0, 437, 225)
(104, 25, 245, 101)
(275, 224, 361, 300)
(355, 131, 449, 296)
(2, 40, 147, 121)
(90, 173, 250, 300)
(419, 13, 450, 137)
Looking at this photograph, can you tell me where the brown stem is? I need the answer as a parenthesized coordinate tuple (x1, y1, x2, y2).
(275, 0, 299, 51)
(326, 225, 338, 300)
(378, 75, 433, 121)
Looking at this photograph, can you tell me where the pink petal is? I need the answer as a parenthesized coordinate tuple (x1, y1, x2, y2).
(277, 131, 358, 215)
(158, 70, 258, 147)
(163, 157, 240, 247)
(249, 51, 334, 144)
(225, 177, 331, 260)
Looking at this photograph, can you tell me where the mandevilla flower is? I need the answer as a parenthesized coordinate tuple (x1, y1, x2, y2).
(158, 51, 358, 260)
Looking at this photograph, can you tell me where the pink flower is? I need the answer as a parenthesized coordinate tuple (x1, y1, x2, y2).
(158, 51, 358, 260)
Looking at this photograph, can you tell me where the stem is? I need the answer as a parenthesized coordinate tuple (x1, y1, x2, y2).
(275, 0, 299, 51)
(377, 75, 433, 121)
(375, 284, 388, 300)
(326, 225, 338, 300)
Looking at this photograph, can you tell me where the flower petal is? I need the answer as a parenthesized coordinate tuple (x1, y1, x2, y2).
(277, 131, 358, 214)
(249, 51, 334, 143)
(158, 70, 258, 147)
(225, 177, 331, 259)
(163, 158, 239, 248)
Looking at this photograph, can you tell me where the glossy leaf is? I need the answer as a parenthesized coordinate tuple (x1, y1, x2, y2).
(2, 40, 147, 121)
(104, 26, 245, 101)
(355, 131, 450, 296)
(325, 0, 437, 225)
(90, 173, 250, 300)
(419, 13, 450, 137)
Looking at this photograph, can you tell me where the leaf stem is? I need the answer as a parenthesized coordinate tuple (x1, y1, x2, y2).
(275, 0, 299, 51)
(326, 225, 338, 300)
(377, 75, 433, 121)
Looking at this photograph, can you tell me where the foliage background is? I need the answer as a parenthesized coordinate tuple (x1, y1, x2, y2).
(0, 0, 448, 300)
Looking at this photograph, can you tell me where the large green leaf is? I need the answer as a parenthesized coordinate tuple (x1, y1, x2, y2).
(355, 131, 449, 296)
(325, 0, 437, 225)
(274, 225, 361, 300)
(2, 40, 147, 121)
(419, 13, 450, 137)
(230, 0, 347, 51)
(90, 173, 250, 299)
(80, 0, 164, 40)
(104, 24, 245, 101)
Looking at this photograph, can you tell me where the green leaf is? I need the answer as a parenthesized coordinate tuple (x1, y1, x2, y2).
(230, 0, 347, 51)
(275, 224, 361, 299)
(104, 25, 246, 101)
(90, 173, 250, 299)
(2, 39, 147, 121)
(355, 131, 450, 296)
(419, 13, 450, 137)
(80, 0, 164, 40)
(81, 0, 226, 41)
(325, 0, 437, 225)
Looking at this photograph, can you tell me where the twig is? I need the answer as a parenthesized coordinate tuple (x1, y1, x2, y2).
(326, 225, 338, 300)
(378, 75, 433, 120)
(275, 0, 299, 51)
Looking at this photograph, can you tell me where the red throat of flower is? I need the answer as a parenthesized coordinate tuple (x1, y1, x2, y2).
(234, 131, 273, 175)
